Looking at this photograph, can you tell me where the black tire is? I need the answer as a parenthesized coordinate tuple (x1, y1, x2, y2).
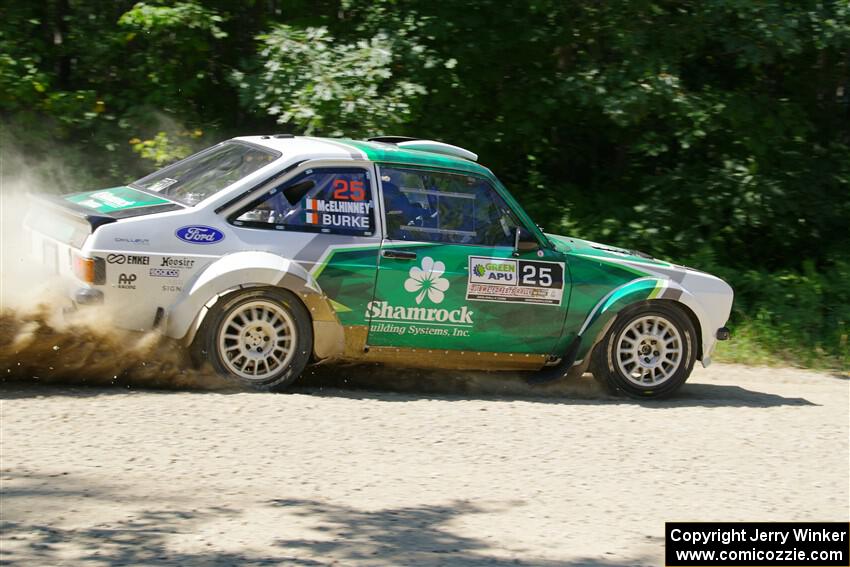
(192, 288, 313, 392)
(590, 302, 697, 399)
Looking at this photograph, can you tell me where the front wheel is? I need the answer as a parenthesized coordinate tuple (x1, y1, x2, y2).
(591, 302, 697, 399)
(194, 288, 313, 391)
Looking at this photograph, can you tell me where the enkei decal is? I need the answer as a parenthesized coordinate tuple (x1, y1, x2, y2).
(149, 268, 179, 278)
(160, 256, 196, 268)
(107, 253, 149, 265)
(117, 273, 137, 289)
(175, 225, 225, 244)
(467, 256, 565, 306)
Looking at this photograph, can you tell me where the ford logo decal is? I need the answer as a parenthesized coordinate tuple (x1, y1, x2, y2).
(175, 225, 225, 245)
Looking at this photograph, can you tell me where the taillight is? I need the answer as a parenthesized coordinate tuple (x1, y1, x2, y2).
(72, 254, 105, 285)
(72, 254, 94, 282)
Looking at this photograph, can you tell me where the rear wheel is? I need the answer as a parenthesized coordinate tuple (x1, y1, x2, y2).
(194, 288, 312, 391)
(591, 302, 696, 399)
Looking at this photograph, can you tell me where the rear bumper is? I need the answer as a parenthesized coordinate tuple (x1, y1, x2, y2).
(73, 287, 104, 305)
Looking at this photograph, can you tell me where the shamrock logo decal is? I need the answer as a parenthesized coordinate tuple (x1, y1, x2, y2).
(404, 256, 450, 304)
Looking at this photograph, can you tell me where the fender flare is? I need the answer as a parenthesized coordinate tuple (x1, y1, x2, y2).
(164, 251, 343, 358)
(574, 277, 713, 364)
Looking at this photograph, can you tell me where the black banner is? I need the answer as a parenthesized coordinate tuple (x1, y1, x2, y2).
(666, 522, 849, 566)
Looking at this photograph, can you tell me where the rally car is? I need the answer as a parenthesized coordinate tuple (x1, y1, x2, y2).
(25, 135, 733, 398)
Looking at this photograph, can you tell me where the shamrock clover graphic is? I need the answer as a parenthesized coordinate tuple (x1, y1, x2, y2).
(404, 256, 450, 304)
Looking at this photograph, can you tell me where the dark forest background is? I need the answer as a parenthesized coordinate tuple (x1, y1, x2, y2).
(1, 0, 848, 367)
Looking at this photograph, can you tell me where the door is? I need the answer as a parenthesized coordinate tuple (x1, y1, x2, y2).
(229, 165, 382, 330)
(367, 166, 568, 354)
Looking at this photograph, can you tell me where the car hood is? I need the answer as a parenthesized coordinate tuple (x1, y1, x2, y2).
(545, 233, 673, 268)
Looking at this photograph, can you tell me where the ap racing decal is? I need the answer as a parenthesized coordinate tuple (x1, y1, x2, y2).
(116, 273, 137, 289)
(467, 256, 564, 306)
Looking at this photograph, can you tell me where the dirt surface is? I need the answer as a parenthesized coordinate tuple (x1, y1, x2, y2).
(1, 363, 848, 566)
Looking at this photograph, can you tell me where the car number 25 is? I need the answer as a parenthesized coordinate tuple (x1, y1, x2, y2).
(520, 261, 563, 288)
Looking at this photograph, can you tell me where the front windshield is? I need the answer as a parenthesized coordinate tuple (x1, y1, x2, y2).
(131, 141, 280, 205)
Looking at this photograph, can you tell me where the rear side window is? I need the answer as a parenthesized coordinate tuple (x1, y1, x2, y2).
(132, 141, 279, 206)
(379, 167, 519, 246)
(231, 168, 374, 237)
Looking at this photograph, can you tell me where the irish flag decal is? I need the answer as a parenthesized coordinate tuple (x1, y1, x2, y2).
(305, 211, 319, 224)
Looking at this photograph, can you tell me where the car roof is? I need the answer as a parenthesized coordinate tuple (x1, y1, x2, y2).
(233, 135, 493, 178)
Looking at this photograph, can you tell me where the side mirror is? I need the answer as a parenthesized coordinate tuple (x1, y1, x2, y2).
(514, 226, 538, 253)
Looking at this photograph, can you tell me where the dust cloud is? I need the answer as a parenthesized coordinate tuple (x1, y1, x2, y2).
(0, 140, 234, 391)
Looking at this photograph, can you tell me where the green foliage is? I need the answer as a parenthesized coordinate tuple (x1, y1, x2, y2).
(130, 130, 203, 166)
(118, 2, 226, 38)
(233, 25, 427, 136)
(714, 261, 850, 369)
(0, 0, 847, 369)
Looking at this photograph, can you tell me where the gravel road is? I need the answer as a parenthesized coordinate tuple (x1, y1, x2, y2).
(1, 363, 848, 566)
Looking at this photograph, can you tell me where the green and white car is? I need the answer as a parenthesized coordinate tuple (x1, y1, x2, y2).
(26, 135, 733, 398)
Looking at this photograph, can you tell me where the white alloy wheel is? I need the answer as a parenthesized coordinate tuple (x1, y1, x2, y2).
(216, 299, 297, 380)
(615, 314, 683, 387)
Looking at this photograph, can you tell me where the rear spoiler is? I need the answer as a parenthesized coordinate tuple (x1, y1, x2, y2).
(31, 195, 118, 232)
(31, 193, 183, 232)
(32, 193, 117, 232)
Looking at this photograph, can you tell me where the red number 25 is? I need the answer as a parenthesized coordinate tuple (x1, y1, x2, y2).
(332, 179, 365, 201)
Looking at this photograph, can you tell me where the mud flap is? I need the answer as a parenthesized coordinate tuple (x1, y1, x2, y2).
(526, 335, 582, 385)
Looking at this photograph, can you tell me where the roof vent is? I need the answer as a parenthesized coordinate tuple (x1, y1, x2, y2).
(396, 140, 478, 162)
(367, 136, 421, 144)
(366, 136, 478, 161)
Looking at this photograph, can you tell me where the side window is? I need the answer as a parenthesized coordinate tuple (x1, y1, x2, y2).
(380, 167, 519, 246)
(231, 168, 374, 236)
